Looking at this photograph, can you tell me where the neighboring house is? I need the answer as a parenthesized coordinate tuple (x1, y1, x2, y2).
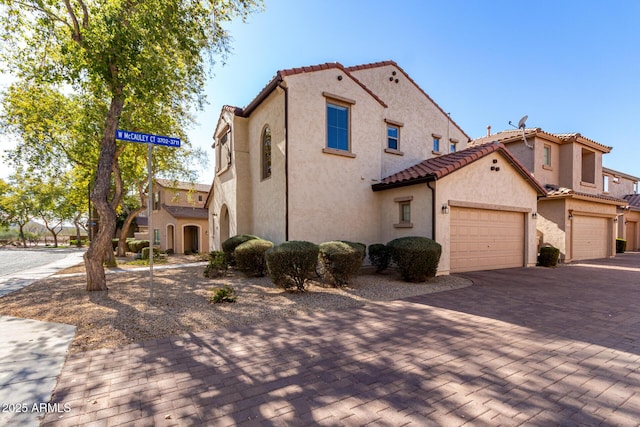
(208, 60, 546, 275)
(137, 179, 211, 254)
(602, 167, 640, 251)
(471, 129, 628, 262)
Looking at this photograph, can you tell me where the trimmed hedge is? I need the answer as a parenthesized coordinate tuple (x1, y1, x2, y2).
(141, 247, 161, 260)
(221, 234, 259, 265)
(235, 239, 274, 277)
(616, 238, 627, 254)
(204, 251, 228, 278)
(368, 243, 391, 273)
(127, 239, 149, 253)
(387, 236, 442, 282)
(319, 241, 365, 286)
(265, 241, 319, 292)
(538, 246, 560, 267)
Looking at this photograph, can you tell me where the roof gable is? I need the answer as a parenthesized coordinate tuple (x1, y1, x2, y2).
(372, 142, 546, 195)
(471, 128, 612, 153)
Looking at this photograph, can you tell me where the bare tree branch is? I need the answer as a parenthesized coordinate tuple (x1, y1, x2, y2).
(14, 0, 73, 32)
(63, 0, 82, 43)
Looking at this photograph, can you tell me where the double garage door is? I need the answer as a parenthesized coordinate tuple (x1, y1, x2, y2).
(572, 215, 610, 260)
(450, 207, 524, 273)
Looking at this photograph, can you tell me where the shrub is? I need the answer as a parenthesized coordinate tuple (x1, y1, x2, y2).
(265, 241, 319, 291)
(387, 236, 442, 282)
(221, 234, 260, 266)
(203, 251, 228, 278)
(141, 246, 161, 260)
(616, 238, 627, 254)
(538, 246, 560, 267)
(368, 243, 392, 273)
(235, 239, 274, 277)
(208, 285, 237, 304)
(126, 239, 149, 253)
(319, 241, 364, 286)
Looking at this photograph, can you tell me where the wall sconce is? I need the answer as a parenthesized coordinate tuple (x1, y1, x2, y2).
(441, 204, 449, 214)
(613, 217, 618, 223)
(568, 210, 573, 220)
(532, 212, 537, 219)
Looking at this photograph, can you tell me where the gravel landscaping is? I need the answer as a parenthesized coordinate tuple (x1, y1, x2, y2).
(0, 259, 470, 353)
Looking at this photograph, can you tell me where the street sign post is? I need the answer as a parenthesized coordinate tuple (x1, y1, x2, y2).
(116, 129, 181, 300)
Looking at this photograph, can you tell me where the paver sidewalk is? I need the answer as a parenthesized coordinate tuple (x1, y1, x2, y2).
(43, 254, 640, 426)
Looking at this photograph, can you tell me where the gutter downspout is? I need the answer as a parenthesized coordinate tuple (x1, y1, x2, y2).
(426, 180, 436, 241)
(277, 80, 289, 241)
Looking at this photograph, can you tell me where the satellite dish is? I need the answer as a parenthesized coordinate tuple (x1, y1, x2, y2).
(517, 115, 528, 129)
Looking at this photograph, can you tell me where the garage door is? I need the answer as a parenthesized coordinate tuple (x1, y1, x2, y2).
(625, 221, 637, 251)
(450, 207, 525, 273)
(572, 215, 610, 260)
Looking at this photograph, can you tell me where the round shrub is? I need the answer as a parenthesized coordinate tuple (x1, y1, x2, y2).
(319, 241, 365, 286)
(204, 250, 228, 278)
(538, 246, 560, 267)
(141, 246, 160, 260)
(127, 239, 149, 253)
(616, 238, 626, 254)
(368, 243, 391, 273)
(221, 234, 260, 266)
(265, 241, 319, 292)
(235, 239, 274, 277)
(387, 236, 442, 282)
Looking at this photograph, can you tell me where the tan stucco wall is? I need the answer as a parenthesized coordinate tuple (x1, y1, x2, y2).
(245, 88, 287, 244)
(622, 210, 640, 250)
(349, 64, 469, 178)
(605, 173, 637, 198)
(376, 185, 433, 245)
(148, 209, 209, 254)
(435, 153, 539, 275)
(284, 68, 385, 246)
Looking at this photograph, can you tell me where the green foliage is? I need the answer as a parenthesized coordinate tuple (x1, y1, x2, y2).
(235, 239, 274, 277)
(127, 239, 149, 253)
(538, 246, 560, 267)
(141, 247, 161, 260)
(265, 241, 319, 292)
(319, 241, 365, 286)
(616, 238, 627, 254)
(203, 251, 228, 278)
(368, 243, 392, 273)
(207, 285, 237, 304)
(387, 236, 442, 282)
(222, 234, 260, 265)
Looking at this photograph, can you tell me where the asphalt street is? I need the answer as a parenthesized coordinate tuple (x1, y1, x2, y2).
(0, 248, 83, 277)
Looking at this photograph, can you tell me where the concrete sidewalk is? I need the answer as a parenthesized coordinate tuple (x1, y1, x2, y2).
(0, 251, 83, 426)
(42, 253, 640, 426)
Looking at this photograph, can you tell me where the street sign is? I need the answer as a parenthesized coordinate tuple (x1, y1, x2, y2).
(115, 129, 181, 147)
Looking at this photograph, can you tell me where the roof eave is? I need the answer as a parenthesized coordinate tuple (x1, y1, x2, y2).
(371, 174, 437, 192)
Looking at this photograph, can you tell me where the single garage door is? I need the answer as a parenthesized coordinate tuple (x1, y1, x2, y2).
(625, 221, 637, 251)
(572, 215, 610, 260)
(450, 207, 525, 273)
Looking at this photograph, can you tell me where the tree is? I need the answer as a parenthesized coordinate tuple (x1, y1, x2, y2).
(1, 0, 260, 290)
(0, 171, 37, 247)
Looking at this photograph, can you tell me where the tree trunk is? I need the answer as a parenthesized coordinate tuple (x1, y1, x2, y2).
(117, 205, 147, 256)
(73, 213, 82, 247)
(18, 223, 26, 247)
(84, 95, 124, 291)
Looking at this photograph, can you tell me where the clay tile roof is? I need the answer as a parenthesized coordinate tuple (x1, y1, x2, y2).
(162, 204, 209, 219)
(544, 184, 627, 204)
(471, 129, 612, 152)
(222, 105, 243, 115)
(155, 178, 211, 193)
(624, 194, 640, 209)
(372, 142, 546, 195)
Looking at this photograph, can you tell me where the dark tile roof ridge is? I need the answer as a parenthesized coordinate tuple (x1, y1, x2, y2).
(623, 193, 640, 207)
(156, 178, 211, 193)
(162, 204, 209, 219)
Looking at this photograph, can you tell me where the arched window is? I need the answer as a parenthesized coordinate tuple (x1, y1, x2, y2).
(262, 126, 272, 179)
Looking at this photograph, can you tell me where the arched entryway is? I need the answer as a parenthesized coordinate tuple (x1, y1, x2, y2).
(220, 204, 230, 245)
(183, 225, 200, 254)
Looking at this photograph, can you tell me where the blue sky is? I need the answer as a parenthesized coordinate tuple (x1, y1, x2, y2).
(189, 0, 640, 182)
(2, 1, 639, 183)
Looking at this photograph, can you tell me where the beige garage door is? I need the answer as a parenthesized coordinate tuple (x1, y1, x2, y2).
(450, 207, 525, 273)
(572, 215, 610, 260)
(625, 221, 637, 251)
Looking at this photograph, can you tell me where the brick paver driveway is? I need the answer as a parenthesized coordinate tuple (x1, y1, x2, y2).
(44, 254, 640, 426)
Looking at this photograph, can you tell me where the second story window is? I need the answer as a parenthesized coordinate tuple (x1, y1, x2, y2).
(432, 134, 442, 154)
(387, 125, 399, 150)
(262, 126, 272, 180)
(450, 140, 457, 153)
(543, 145, 551, 167)
(603, 175, 610, 193)
(153, 191, 160, 210)
(581, 148, 596, 184)
(327, 102, 349, 151)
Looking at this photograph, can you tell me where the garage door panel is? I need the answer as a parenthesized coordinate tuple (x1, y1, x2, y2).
(573, 216, 609, 260)
(451, 207, 524, 273)
(625, 221, 636, 251)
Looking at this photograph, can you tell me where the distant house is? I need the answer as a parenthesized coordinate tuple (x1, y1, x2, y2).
(472, 129, 628, 262)
(206, 61, 546, 275)
(137, 179, 211, 254)
(602, 167, 640, 251)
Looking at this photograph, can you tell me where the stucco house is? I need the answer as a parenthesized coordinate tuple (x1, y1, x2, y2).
(137, 179, 211, 254)
(472, 129, 629, 262)
(207, 60, 546, 274)
(602, 167, 640, 251)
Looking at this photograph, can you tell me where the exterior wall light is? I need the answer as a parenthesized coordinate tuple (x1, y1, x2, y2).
(532, 212, 537, 219)
(613, 217, 618, 223)
(568, 211, 573, 220)
(441, 204, 449, 214)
